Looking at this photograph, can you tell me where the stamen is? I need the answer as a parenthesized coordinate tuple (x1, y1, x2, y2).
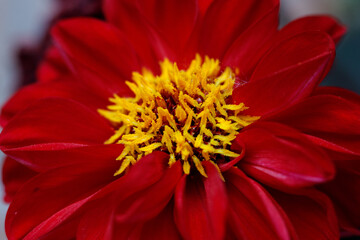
(99, 55, 259, 177)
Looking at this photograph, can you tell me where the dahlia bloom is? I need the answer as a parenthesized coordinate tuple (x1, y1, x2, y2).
(1, 0, 360, 239)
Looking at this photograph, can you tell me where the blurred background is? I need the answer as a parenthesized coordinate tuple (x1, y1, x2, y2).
(0, 0, 359, 239)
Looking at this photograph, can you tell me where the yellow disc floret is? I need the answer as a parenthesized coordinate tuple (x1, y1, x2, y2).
(99, 55, 259, 177)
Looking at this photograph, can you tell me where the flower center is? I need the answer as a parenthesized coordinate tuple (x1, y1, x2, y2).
(99, 55, 259, 177)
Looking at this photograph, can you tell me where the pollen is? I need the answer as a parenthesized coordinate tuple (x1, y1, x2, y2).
(99, 55, 259, 177)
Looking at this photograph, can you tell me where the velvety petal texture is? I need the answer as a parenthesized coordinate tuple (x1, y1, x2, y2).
(1, 0, 360, 239)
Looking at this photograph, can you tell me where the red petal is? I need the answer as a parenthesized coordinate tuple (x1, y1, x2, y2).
(6, 151, 167, 239)
(103, 0, 172, 71)
(225, 168, 295, 240)
(23, 195, 94, 240)
(36, 45, 71, 83)
(76, 197, 115, 240)
(37, 217, 80, 240)
(3, 144, 123, 172)
(174, 161, 227, 240)
(136, 201, 182, 240)
(89, 151, 169, 202)
(271, 189, 340, 240)
(320, 161, 360, 234)
(222, 3, 278, 77)
(197, 0, 214, 16)
(115, 161, 182, 223)
(199, 0, 279, 59)
(6, 163, 116, 239)
(51, 18, 139, 98)
(2, 157, 37, 203)
(271, 94, 360, 156)
(138, 0, 198, 57)
(0, 78, 106, 127)
(314, 86, 360, 105)
(233, 31, 335, 116)
(112, 202, 182, 240)
(238, 122, 334, 189)
(0, 98, 113, 149)
(279, 16, 346, 44)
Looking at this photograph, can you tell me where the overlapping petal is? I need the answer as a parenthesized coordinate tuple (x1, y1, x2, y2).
(225, 168, 296, 240)
(250, 31, 335, 84)
(137, 0, 198, 57)
(6, 152, 168, 239)
(271, 94, 360, 156)
(52, 18, 139, 98)
(278, 15, 346, 44)
(222, 3, 279, 77)
(174, 161, 227, 240)
(36, 46, 71, 83)
(233, 31, 335, 116)
(237, 122, 334, 189)
(2, 157, 37, 202)
(6, 164, 116, 239)
(198, 0, 279, 59)
(1, 1, 359, 239)
(270, 189, 340, 240)
(320, 160, 360, 234)
(0, 98, 113, 149)
(103, 0, 172, 71)
(0, 78, 106, 127)
(115, 160, 182, 223)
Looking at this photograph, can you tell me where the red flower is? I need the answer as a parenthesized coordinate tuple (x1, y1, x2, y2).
(1, 0, 359, 239)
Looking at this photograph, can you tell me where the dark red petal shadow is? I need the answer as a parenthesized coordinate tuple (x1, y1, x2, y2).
(225, 168, 296, 240)
(320, 160, 360, 234)
(136, 201, 182, 240)
(36, 45, 71, 83)
(270, 189, 340, 240)
(137, 0, 198, 57)
(2, 157, 37, 203)
(314, 86, 360, 105)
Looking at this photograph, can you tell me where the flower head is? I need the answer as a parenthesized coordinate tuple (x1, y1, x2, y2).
(1, 0, 360, 239)
(99, 56, 258, 177)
